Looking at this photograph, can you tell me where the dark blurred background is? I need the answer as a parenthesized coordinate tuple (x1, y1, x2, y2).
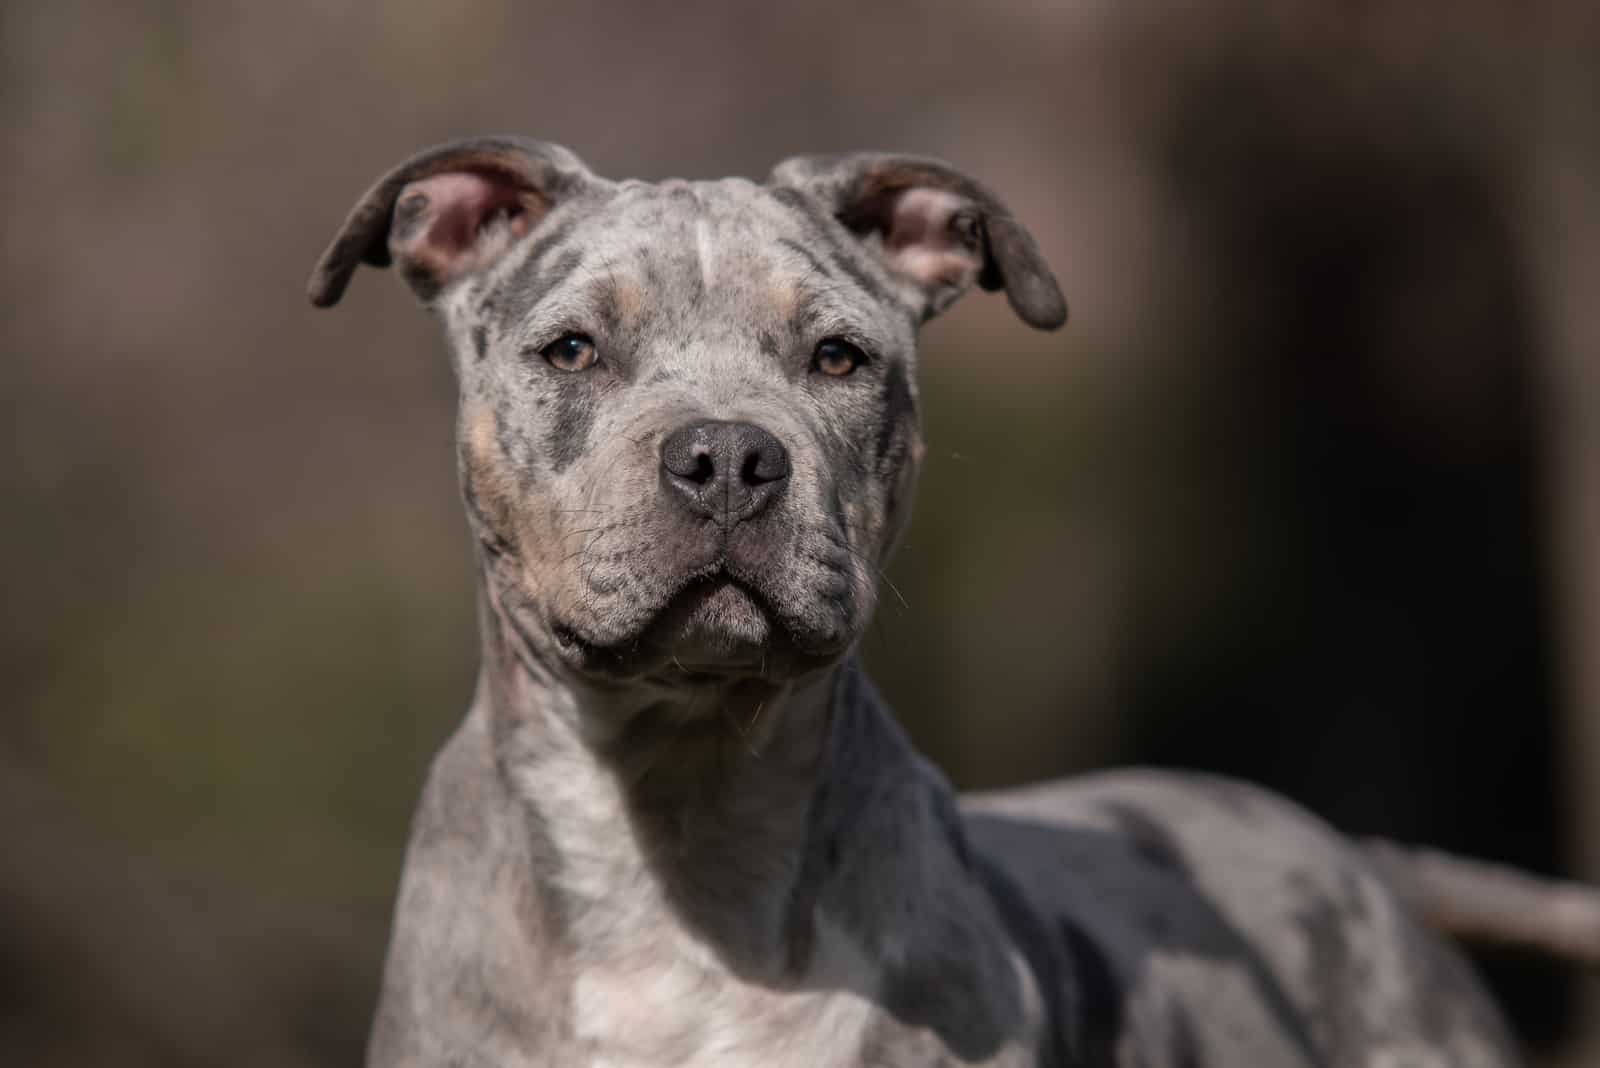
(5, 2, 1599, 1064)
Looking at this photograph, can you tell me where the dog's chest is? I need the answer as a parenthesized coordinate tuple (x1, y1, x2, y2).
(567, 963, 1035, 1068)
(561, 921, 1042, 1068)
(509, 748, 877, 1066)
(569, 959, 878, 1068)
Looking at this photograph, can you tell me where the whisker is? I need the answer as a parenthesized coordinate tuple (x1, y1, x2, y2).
(818, 517, 912, 612)
(719, 701, 761, 759)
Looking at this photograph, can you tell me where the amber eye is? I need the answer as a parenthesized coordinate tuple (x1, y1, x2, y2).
(812, 338, 868, 377)
(541, 333, 598, 372)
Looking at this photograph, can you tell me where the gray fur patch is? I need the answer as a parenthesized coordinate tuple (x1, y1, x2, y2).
(876, 359, 915, 466)
(541, 372, 595, 474)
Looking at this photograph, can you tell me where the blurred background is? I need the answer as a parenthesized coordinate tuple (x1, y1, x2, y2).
(5, 1, 1599, 1064)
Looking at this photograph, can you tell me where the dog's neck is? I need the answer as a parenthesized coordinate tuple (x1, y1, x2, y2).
(473, 576, 1033, 1011)
(425, 573, 1045, 1063)
(475, 584, 897, 980)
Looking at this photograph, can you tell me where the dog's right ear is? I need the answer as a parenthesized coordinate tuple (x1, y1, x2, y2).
(307, 137, 600, 308)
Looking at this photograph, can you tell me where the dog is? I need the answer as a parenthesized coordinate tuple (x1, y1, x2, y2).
(309, 137, 1526, 1066)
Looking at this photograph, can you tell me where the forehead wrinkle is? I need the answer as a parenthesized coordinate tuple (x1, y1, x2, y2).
(509, 277, 613, 348)
(774, 238, 833, 282)
(795, 297, 873, 345)
(500, 231, 655, 346)
(573, 253, 624, 313)
(784, 270, 898, 343)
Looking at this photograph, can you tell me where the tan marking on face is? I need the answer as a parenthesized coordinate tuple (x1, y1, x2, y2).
(614, 277, 644, 327)
(769, 274, 803, 323)
(465, 403, 520, 522)
(468, 403, 498, 466)
(467, 403, 558, 592)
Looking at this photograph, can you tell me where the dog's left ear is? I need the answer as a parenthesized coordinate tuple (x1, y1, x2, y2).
(768, 153, 1066, 329)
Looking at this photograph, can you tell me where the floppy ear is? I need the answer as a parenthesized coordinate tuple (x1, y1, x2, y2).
(307, 136, 600, 308)
(767, 153, 1066, 329)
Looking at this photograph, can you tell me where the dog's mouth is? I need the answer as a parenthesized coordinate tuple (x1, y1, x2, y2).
(549, 566, 841, 684)
(650, 573, 774, 663)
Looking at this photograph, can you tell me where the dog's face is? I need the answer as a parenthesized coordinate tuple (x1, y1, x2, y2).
(310, 139, 1064, 689)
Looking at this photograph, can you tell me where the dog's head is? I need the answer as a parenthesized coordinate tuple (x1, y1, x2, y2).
(310, 137, 1063, 690)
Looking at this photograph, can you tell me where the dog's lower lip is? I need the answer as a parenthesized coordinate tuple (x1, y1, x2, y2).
(545, 573, 773, 664)
(551, 564, 851, 680)
(551, 621, 590, 650)
(550, 619, 617, 666)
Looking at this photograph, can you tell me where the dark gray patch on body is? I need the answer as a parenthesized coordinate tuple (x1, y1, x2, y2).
(929, 781, 974, 873)
(967, 848, 1072, 1068)
(869, 778, 1024, 1060)
(1167, 1008, 1204, 1068)
(1082, 802, 1328, 1065)
(472, 324, 489, 360)
(1058, 916, 1123, 1067)
(1102, 803, 1190, 877)
(483, 682, 585, 944)
(781, 772, 834, 977)
(877, 922, 1019, 1064)
(1295, 893, 1368, 1060)
(775, 672, 883, 979)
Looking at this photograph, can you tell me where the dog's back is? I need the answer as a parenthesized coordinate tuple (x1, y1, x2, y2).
(964, 771, 1519, 1066)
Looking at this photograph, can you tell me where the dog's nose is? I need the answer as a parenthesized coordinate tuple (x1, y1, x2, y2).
(661, 420, 791, 524)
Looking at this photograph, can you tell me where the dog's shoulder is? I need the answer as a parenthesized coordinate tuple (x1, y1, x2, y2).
(367, 706, 569, 1067)
(959, 770, 1520, 1067)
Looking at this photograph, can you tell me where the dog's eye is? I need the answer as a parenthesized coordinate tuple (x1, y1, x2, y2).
(812, 338, 867, 378)
(542, 333, 598, 372)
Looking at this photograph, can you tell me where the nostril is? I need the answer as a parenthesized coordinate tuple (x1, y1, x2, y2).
(740, 441, 790, 486)
(662, 427, 720, 484)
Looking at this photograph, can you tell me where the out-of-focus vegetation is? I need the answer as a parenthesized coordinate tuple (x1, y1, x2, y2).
(4, 2, 1599, 1064)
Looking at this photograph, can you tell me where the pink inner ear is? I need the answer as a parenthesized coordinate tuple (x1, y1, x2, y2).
(883, 188, 983, 292)
(391, 171, 539, 292)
